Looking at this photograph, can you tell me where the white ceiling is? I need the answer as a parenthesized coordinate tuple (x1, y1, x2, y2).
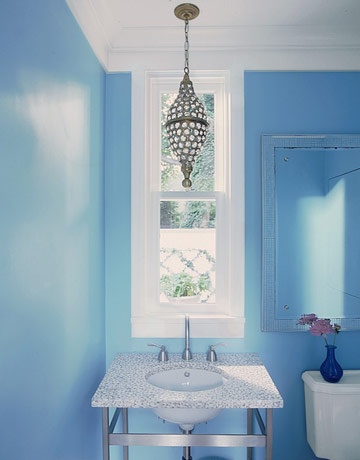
(66, 0, 360, 71)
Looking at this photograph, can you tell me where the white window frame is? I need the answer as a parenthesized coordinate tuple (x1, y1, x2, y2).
(131, 70, 244, 338)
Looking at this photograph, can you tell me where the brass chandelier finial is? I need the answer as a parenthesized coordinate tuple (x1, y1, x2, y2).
(165, 3, 209, 189)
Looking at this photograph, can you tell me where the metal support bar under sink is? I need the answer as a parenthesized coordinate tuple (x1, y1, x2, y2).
(101, 407, 273, 460)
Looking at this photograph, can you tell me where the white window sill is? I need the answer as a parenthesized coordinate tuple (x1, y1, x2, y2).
(131, 314, 245, 338)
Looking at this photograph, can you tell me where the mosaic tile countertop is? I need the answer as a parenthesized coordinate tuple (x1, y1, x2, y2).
(92, 353, 283, 410)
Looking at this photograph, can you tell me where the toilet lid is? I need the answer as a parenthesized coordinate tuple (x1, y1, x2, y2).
(302, 370, 360, 394)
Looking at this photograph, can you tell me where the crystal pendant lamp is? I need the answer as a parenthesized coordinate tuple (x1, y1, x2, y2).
(165, 3, 209, 189)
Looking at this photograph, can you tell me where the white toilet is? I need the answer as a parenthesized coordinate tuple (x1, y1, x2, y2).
(302, 370, 360, 460)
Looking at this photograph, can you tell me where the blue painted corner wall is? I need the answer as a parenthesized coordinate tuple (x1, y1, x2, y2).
(2, 2, 360, 459)
(0, 1, 105, 459)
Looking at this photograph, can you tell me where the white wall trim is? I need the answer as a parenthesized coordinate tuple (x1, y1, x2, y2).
(131, 315, 245, 338)
(64, 5, 360, 72)
(108, 47, 360, 73)
(110, 25, 360, 52)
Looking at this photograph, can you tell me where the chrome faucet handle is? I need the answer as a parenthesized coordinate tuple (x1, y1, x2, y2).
(147, 343, 169, 362)
(206, 343, 227, 362)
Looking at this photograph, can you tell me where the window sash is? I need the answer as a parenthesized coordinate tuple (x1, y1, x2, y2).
(149, 191, 228, 315)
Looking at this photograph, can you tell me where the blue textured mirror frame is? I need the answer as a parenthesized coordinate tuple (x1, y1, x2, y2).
(261, 134, 360, 332)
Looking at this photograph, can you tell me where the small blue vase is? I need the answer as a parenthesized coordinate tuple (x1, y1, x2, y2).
(320, 345, 343, 383)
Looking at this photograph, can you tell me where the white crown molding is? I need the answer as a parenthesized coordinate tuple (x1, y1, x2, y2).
(66, 0, 110, 69)
(111, 25, 360, 51)
(67, 1, 360, 72)
(107, 49, 360, 73)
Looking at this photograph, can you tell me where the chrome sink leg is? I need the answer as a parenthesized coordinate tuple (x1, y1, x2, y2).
(182, 446, 192, 460)
(182, 428, 192, 460)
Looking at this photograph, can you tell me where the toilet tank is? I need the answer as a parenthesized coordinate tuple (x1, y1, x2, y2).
(302, 370, 360, 460)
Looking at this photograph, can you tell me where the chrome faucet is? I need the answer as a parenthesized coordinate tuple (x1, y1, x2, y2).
(182, 314, 193, 360)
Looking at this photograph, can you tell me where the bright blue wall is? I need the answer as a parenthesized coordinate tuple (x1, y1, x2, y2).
(244, 71, 360, 460)
(104, 73, 132, 359)
(0, 1, 105, 459)
(104, 71, 360, 460)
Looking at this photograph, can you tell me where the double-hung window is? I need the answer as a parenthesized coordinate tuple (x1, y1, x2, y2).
(131, 70, 244, 338)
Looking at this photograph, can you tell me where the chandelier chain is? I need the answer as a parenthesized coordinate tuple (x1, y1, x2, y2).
(184, 19, 189, 74)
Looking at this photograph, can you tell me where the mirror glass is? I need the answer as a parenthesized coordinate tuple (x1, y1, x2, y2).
(262, 134, 360, 331)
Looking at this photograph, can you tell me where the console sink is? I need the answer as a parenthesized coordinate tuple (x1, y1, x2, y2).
(92, 352, 284, 434)
(146, 367, 225, 430)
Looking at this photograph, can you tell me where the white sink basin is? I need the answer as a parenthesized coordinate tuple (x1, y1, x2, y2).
(147, 367, 224, 392)
(146, 367, 225, 430)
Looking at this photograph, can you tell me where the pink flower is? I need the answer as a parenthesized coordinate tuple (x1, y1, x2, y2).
(309, 319, 334, 337)
(298, 313, 341, 346)
(298, 313, 318, 326)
